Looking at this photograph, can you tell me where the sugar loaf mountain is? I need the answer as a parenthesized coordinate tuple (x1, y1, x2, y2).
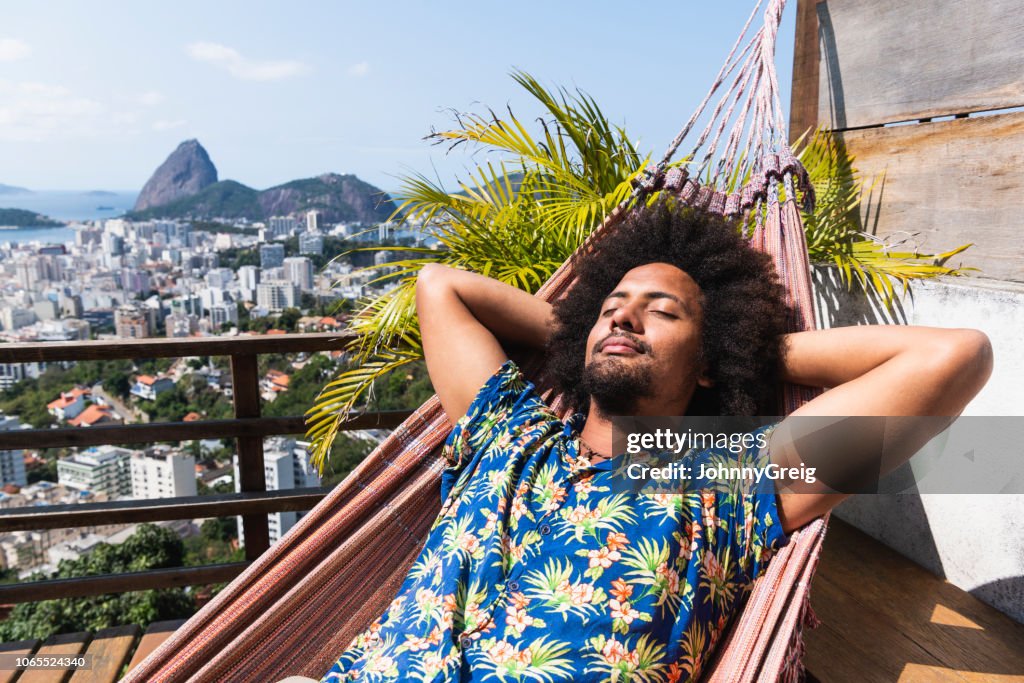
(129, 139, 397, 223)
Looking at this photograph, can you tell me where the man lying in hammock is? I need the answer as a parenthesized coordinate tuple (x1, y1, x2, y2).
(316, 199, 992, 682)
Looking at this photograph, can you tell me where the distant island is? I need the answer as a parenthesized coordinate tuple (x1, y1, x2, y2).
(128, 139, 398, 223)
(0, 208, 64, 228)
(0, 184, 32, 196)
(84, 190, 118, 197)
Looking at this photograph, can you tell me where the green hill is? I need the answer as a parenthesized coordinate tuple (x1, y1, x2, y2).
(127, 173, 397, 224)
(0, 208, 63, 227)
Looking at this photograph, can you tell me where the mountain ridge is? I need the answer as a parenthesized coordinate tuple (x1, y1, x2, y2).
(128, 141, 397, 224)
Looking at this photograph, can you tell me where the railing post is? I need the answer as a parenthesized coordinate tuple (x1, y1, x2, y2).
(230, 353, 269, 559)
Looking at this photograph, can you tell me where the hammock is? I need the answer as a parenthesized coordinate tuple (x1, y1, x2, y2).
(124, 1, 828, 679)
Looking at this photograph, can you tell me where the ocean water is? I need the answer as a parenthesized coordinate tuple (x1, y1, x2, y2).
(0, 190, 138, 246)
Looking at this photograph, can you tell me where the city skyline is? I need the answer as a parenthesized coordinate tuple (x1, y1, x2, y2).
(0, 2, 796, 192)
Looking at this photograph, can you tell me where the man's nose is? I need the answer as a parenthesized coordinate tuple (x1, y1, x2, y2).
(611, 304, 642, 333)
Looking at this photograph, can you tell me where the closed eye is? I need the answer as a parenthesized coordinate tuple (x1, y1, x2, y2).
(601, 308, 618, 317)
(650, 310, 678, 319)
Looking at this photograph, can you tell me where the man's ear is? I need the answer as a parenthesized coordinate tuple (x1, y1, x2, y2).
(697, 363, 714, 389)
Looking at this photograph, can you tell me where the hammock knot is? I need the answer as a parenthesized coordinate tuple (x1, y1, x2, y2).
(633, 166, 665, 194)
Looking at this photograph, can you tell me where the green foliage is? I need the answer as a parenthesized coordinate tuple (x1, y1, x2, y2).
(263, 354, 337, 417)
(200, 517, 238, 543)
(305, 70, 648, 473)
(136, 376, 232, 423)
(127, 180, 262, 221)
(0, 524, 195, 641)
(275, 308, 302, 331)
(365, 359, 435, 412)
(26, 449, 60, 484)
(794, 127, 973, 304)
(190, 220, 259, 236)
(0, 208, 63, 227)
(318, 433, 376, 488)
(0, 359, 137, 428)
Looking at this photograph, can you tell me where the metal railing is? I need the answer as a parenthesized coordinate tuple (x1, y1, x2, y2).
(0, 333, 412, 603)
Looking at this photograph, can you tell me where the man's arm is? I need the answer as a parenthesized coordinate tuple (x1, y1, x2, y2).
(770, 325, 993, 533)
(415, 263, 553, 425)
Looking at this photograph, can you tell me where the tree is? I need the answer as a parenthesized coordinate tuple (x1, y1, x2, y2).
(274, 308, 302, 331)
(0, 524, 195, 641)
(200, 517, 237, 543)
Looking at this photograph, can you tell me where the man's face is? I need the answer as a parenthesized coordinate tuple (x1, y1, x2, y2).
(581, 262, 710, 417)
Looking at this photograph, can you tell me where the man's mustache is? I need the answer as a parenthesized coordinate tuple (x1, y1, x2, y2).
(593, 331, 652, 356)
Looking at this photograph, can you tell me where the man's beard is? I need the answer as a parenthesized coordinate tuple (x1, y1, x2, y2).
(579, 357, 654, 419)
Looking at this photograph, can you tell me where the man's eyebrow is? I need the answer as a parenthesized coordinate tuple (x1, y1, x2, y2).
(603, 290, 691, 312)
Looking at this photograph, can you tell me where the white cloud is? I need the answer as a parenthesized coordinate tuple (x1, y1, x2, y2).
(138, 90, 165, 106)
(0, 79, 105, 141)
(152, 119, 187, 131)
(185, 42, 308, 81)
(0, 38, 31, 62)
(347, 61, 370, 78)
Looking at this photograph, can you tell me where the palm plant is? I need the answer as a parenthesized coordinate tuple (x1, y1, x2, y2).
(304, 73, 973, 473)
(794, 127, 972, 303)
(304, 71, 650, 471)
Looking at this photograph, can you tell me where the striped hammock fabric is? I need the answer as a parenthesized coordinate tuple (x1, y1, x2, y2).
(124, 0, 828, 680)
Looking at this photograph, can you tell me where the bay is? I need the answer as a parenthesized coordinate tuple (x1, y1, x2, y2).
(0, 190, 138, 246)
(0, 190, 138, 222)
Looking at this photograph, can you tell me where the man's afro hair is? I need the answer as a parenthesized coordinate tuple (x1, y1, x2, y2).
(544, 198, 793, 416)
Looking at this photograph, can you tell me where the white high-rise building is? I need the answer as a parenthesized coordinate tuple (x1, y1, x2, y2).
(299, 232, 324, 256)
(209, 303, 239, 328)
(205, 267, 235, 290)
(256, 281, 300, 311)
(268, 217, 297, 239)
(306, 210, 322, 233)
(260, 243, 286, 269)
(283, 257, 314, 291)
(238, 265, 260, 292)
(0, 412, 28, 487)
(130, 445, 197, 500)
(57, 446, 132, 498)
(235, 438, 320, 545)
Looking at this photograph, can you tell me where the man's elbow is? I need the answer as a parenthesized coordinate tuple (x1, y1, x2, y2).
(416, 263, 451, 307)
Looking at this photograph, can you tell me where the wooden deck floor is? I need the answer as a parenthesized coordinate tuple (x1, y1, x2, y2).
(0, 619, 183, 683)
(804, 518, 1024, 682)
(1, 520, 1021, 682)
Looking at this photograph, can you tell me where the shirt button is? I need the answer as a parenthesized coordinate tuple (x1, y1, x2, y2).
(539, 523, 551, 536)
(460, 634, 472, 646)
(507, 580, 520, 592)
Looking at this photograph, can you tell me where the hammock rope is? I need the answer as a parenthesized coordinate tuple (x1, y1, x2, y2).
(124, 0, 829, 679)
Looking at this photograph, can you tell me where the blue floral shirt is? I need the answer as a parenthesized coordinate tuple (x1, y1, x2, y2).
(322, 360, 789, 682)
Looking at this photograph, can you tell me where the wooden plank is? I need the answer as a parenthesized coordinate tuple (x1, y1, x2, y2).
(69, 624, 139, 683)
(804, 575, 963, 682)
(18, 632, 90, 683)
(837, 111, 1024, 283)
(0, 639, 40, 683)
(788, 0, 821, 145)
(0, 410, 410, 450)
(231, 353, 269, 560)
(816, 0, 1024, 128)
(124, 620, 186, 675)
(804, 518, 1024, 680)
(0, 563, 247, 604)
(0, 332, 352, 364)
(0, 487, 329, 532)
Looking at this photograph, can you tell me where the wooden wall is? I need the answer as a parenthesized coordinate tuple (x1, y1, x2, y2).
(790, 0, 1024, 282)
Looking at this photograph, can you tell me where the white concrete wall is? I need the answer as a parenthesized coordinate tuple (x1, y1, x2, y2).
(812, 267, 1024, 623)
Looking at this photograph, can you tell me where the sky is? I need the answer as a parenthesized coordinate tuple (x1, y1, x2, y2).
(0, 1, 795, 193)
